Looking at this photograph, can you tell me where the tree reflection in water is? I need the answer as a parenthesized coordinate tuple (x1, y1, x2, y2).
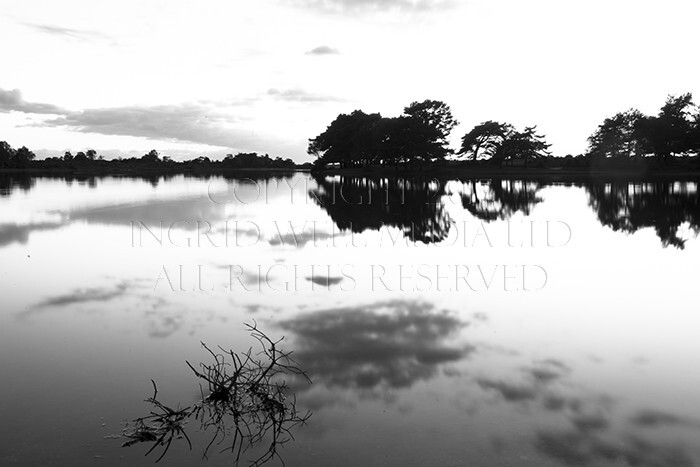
(586, 180, 700, 249)
(309, 175, 452, 244)
(309, 174, 700, 249)
(457, 178, 543, 221)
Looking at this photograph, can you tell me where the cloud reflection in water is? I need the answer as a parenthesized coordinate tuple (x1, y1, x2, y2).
(280, 300, 473, 390)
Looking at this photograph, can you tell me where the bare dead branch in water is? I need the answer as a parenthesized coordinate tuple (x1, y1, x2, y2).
(119, 322, 311, 465)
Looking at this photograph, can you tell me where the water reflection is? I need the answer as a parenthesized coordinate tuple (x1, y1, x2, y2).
(0, 174, 35, 195)
(0, 221, 62, 248)
(272, 298, 700, 466)
(2, 173, 700, 466)
(280, 300, 472, 390)
(308, 174, 700, 249)
(0, 173, 298, 250)
(120, 323, 311, 466)
(586, 180, 700, 248)
(309, 175, 452, 243)
(457, 178, 543, 221)
(470, 347, 700, 467)
(536, 424, 696, 466)
(2, 174, 699, 250)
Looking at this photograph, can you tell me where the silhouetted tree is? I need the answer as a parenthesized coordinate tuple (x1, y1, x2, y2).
(11, 146, 36, 167)
(494, 126, 550, 167)
(141, 149, 160, 164)
(309, 100, 458, 169)
(0, 141, 14, 167)
(587, 109, 645, 160)
(635, 93, 697, 163)
(459, 121, 513, 162)
(403, 99, 458, 160)
(308, 110, 382, 168)
(374, 116, 444, 167)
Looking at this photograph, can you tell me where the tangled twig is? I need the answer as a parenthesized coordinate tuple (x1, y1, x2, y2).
(120, 322, 311, 466)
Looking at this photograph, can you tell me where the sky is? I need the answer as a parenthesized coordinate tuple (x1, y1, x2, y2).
(1, 0, 699, 162)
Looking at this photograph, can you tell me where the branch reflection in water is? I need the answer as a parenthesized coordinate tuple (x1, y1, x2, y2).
(119, 322, 311, 466)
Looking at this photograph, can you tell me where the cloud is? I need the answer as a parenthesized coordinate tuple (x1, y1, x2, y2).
(279, 300, 472, 389)
(522, 360, 571, 384)
(1, 191, 228, 250)
(29, 282, 130, 311)
(268, 230, 341, 247)
(0, 88, 67, 115)
(1, 87, 328, 154)
(630, 410, 700, 429)
(305, 275, 344, 287)
(1, 87, 252, 147)
(571, 413, 609, 433)
(288, 0, 455, 13)
(536, 431, 696, 467)
(23, 23, 115, 43)
(69, 195, 225, 228)
(306, 45, 340, 55)
(0, 222, 64, 248)
(37, 102, 264, 149)
(145, 313, 184, 338)
(267, 88, 344, 103)
(477, 379, 538, 402)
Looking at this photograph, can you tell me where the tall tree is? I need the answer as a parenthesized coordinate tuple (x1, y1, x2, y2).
(0, 141, 15, 166)
(374, 116, 439, 167)
(141, 149, 161, 164)
(587, 109, 645, 160)
(11, 146, 36, 167)
(459, 121, 513, 161)
(635, 93, 696, 162)
(403, 99, 459, 150)
(308, 110, 382, 168)
(494, 126, 550, 167)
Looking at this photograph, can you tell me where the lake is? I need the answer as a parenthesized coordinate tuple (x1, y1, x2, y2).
(1, 172, 699, 466)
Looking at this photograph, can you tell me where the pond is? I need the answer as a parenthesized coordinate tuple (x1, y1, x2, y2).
(1, 172, 699, 466)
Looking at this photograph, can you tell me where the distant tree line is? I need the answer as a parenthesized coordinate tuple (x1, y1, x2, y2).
(0, 143, 307, 172)
(309, 93, 700, 170)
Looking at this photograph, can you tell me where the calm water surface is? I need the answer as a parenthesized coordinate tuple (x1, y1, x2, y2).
(1, 173, 699, 466)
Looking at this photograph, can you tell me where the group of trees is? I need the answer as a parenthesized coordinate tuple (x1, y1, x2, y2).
(586, 93, 700, 164)
(308, 100, 459, 169)
(308, 99, 551, 169)
(0, 142, 303, 172)
(0, 141, 36, 168)
(222, 152, 297, 169)
(459, 122, 550, 167)
(309, 92, 700, 170)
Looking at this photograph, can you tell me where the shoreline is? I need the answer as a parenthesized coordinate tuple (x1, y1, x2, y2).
(310, 165, 700, 180)
(2, 165, 700, 180)
(0, 167, 310, 177)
